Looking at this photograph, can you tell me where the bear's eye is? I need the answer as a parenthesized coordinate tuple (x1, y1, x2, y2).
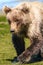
(15, 19, 19, 22)
(8, 19, 11, 24)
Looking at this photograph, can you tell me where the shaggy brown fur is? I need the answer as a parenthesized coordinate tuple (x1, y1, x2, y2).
(3, 2, 43, 63)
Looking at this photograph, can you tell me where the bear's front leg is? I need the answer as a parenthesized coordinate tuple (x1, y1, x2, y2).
(17, 48, 32, 63)
(17, 38, 43, 63)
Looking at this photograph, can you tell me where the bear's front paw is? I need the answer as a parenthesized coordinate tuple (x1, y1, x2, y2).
(17, 52, 31, 63)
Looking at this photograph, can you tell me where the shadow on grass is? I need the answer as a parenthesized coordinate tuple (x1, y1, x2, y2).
(6, 53, 43, 64)
(27, 53, 43, 64)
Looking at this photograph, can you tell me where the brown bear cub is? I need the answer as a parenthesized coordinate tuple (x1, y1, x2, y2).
(3, 2, 43, 63)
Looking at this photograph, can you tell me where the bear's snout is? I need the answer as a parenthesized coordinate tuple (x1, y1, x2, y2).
(10, 30, 14, 33)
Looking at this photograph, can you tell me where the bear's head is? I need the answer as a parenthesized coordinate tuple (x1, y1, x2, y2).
(3, 3, 31, 37)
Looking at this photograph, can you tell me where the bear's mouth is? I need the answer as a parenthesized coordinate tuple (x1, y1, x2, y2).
(11, 29, 27, 37)
(18, 27, 28, 37)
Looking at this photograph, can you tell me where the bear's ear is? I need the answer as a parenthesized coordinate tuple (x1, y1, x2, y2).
(3, 6, 11, 14)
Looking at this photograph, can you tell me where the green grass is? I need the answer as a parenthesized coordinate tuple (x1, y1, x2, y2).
(0, 16, 43, 65)
(0, 16, 6, 22)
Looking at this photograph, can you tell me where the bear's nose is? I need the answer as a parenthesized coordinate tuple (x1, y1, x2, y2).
(10, 30, 14, 33)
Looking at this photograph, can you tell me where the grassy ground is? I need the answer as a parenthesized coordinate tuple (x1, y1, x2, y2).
(0, 15, 43, 65)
